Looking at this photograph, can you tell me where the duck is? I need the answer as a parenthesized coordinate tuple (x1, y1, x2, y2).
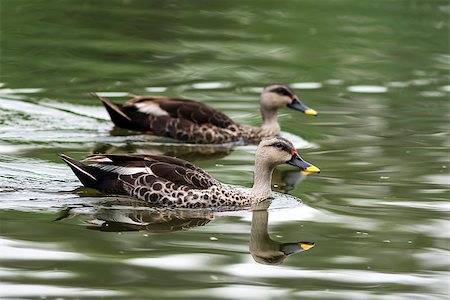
(93, 84, 318, 144)
(60, 136, 320, 209)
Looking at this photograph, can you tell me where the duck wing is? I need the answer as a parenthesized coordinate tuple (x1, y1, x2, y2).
(93, 93, 241, 143)
(126, 96, 235, 128)
(62, 154, 216, 195)
(84, 153, 211, 177)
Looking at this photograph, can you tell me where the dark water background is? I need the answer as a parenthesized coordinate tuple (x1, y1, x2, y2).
(1, 1, 449, 299)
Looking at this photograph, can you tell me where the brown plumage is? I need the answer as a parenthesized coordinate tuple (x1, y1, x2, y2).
(60, 137, 320, 209)
(94, 84, 318, 144)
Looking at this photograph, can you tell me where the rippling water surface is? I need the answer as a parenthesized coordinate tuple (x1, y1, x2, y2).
(1, 1, 449, 299)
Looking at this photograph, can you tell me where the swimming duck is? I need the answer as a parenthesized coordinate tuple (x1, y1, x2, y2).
(60, 136, 320, 208)
(93, 84, 317, 144)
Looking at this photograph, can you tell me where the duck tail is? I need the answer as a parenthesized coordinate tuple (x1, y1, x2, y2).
(90, 92, 132, 127)
(60, 154, 98, 188)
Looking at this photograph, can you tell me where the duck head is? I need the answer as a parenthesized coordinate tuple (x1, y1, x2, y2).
(252, 137, 319, 199)
(260, 83, 318, 116)
(256, 136, 320, 172)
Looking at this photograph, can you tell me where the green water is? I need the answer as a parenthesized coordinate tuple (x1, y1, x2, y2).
(1, 0, 449, 299)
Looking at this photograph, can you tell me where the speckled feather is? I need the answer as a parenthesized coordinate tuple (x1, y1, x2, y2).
(61, 154, 253, 208)
(94, 94, 279, 144)
(61, 137, 320, 208)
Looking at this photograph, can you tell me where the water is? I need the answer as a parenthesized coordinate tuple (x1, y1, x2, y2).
(1, 0, 449, 299)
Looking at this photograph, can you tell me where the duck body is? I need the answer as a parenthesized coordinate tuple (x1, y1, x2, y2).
(61, 137, 320, 209)
(61, 153, 253, 209)
(96, 94, 271, 144)
(94, 84, 317, 144)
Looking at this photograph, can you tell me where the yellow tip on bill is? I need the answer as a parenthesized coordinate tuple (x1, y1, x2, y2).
(305, 165, 320, 173)
(304, 108, 318, 116)
(300, 242, 315, 251)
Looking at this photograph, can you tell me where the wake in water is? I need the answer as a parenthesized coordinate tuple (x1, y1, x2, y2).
(0, 96, 316, 148)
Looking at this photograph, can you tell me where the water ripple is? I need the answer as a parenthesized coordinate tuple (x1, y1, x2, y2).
(347, 85, 388, 93)
(290, 82, 323, 89)
(0, 283, 121, 298)
(0, 238, 89, 261)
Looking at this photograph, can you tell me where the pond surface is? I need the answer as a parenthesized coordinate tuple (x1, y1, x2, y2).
(1, 1, 449, 299)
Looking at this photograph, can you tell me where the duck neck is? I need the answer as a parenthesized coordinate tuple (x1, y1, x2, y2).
(251, 157, 275, 200)
(250, 208, 271, 252)
(260, 108, 280, 134)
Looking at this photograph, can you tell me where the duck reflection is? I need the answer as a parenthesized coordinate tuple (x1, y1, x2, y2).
(90, 142, 233, 164)
(250, 201, 314, 265)
(272, 169, 311, 194)
(85, 201, 214, 233)
(57, 196, 314, 265)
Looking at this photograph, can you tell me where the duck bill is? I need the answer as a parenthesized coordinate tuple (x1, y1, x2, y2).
(286, 153, 320, 173)
(281, 242, 315, 255)
(287, 98, 318, 116)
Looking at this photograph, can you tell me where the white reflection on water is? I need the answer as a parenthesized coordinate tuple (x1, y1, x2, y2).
(0, 98, 111, 141)
(0, 268, 74, 279)
(379, 201, 450, 212)
(238, 204, 379, 231)
(330, 255, 368, 264)
(145, 87, 168, 92)
(0, 144, 36, 154)
(386, 81, 410, 88)
(191, 82, 232, 89)
(223, 259, 444, 286)
(413, 248, 450, 269)
(324, 79, 344, 85)
(296, 290, 442, 300)
(94, 92, 130, 97)
(0, 283, 120, 298)
(183, 284, 289, 300)
(0, 238, 88, 260)
(0, 88, 43, 94)
(290, 82, 323, 89)
(409, 79, 433, 86)
(419, 91, 446, 97)
(347, 85, 388, 93)
(422, 174, 450, 185)
(402, 220, 450, 239)
(242, 87, 263, 93)
(440, 85, 450, 92)
(127, 253, 225, 270)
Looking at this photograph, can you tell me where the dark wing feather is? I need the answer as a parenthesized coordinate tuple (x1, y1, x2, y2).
(85, 154, 210, 176)
(158, 99, 235, 128)
(84, 154, 216, 190)
(126, 96, 235, 128)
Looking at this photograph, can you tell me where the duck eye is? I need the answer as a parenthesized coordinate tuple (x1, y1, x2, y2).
(278, 88, 290, 96)
(271, 87, 291, 97)
(266, 141, 292, 153)
(275, 143, 289, 152)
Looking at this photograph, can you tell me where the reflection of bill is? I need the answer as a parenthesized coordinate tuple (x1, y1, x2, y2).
(272, 169, 312, 194)
(250, 201, 315, 265)
(55, 197, 314, 266)
(90, 141, 234, 162)
(55, 160, 315, 264)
